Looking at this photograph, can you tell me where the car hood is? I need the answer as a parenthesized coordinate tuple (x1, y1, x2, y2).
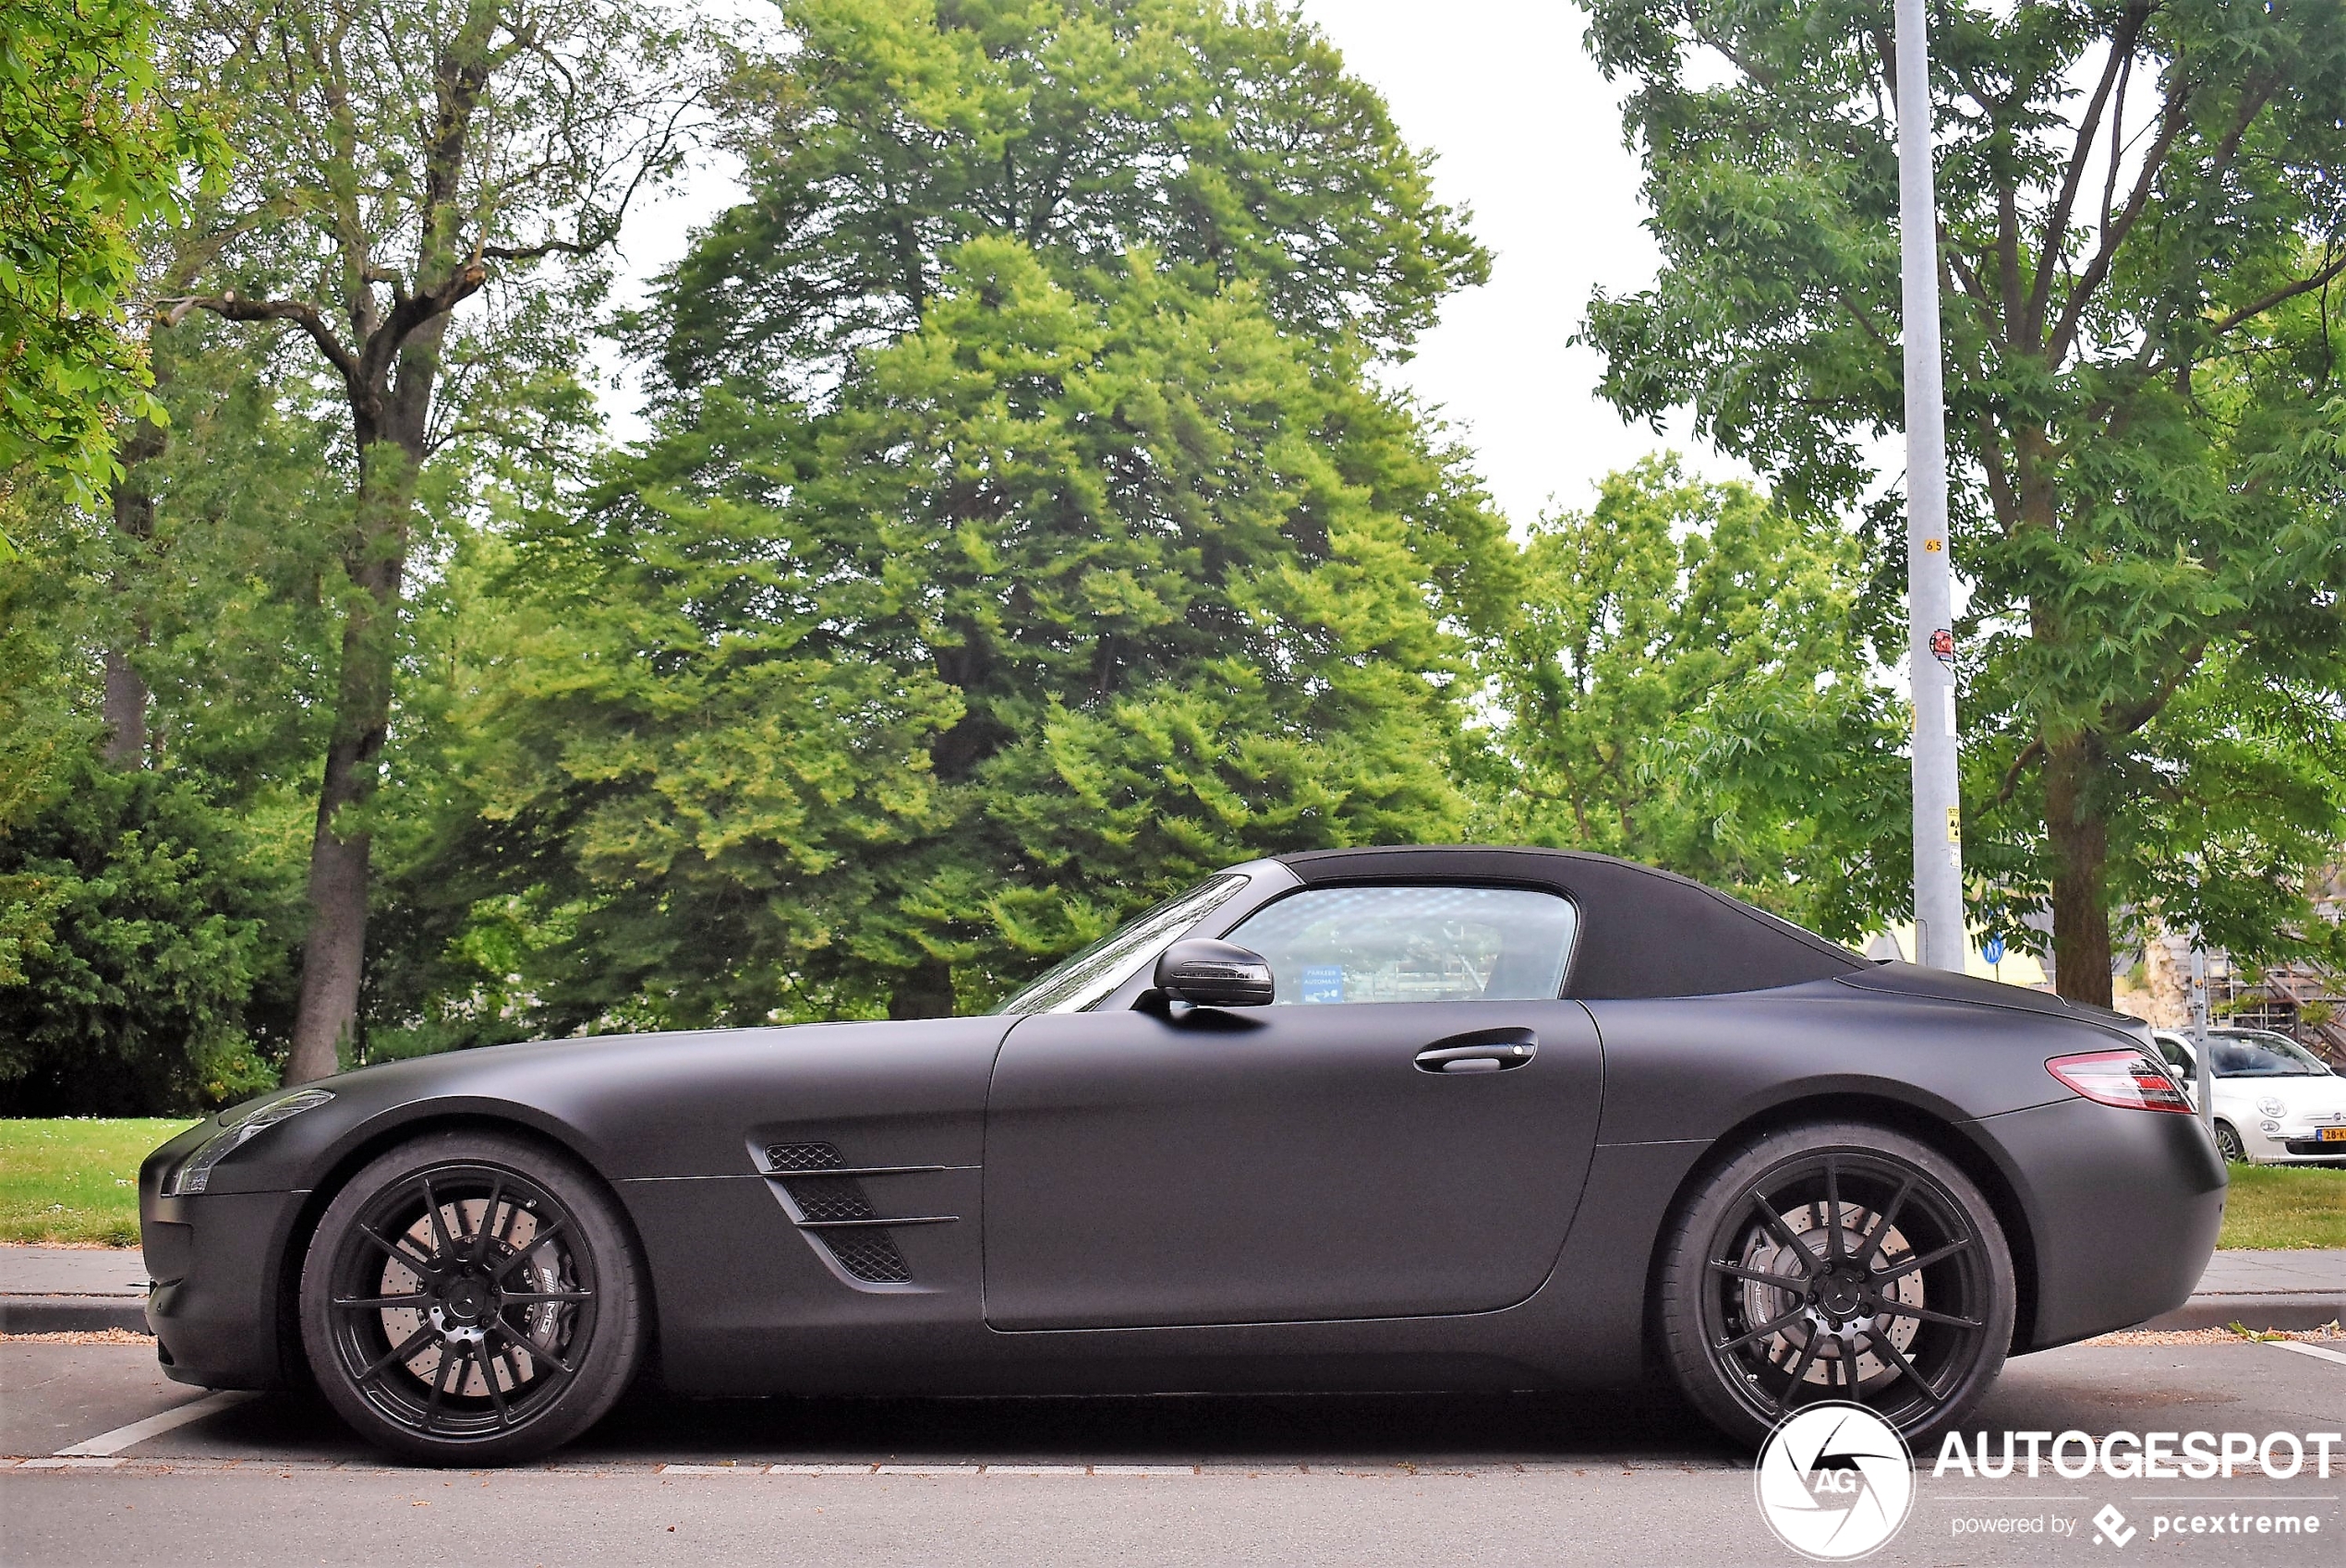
(2218, 1074, 2346, 1116)
(178, 1015, 1018, 1193)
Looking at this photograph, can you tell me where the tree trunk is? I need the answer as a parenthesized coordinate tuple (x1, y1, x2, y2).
(100, 653, 151, 768)
(2042, 734, 2114, 1008)
(888, 955, 958, 1019)
(282, 437, 419, 1083)
(101, 416, 165, 767)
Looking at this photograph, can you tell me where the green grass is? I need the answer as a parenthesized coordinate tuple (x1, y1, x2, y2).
(0, 1118, 196, 1246)
(0, 1118, 2340, 1251)
(2220, 1162, 2346, 1250)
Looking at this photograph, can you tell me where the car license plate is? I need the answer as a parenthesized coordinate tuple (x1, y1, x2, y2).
(2319, 1127, 2346, 1143)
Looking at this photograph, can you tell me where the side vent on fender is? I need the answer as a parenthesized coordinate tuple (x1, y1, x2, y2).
(766, 1141, 846, 1172)
(756, 1140, 955, 1287)
(786, 1176, 877, 1223)
(820, 1230, 913, 1285)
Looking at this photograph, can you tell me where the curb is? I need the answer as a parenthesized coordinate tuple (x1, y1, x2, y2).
(0, 1297, 151, 1334)
(2135, 1295, 2345, 1333)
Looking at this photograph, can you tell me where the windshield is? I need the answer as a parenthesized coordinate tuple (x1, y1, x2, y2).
(2207, 1031, 2333, 1079)
(993, 874, 1252, 1016)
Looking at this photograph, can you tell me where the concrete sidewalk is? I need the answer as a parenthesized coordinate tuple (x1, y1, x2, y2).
(0, 1249, 153, 1333)
(4, 1244, 2340, 1336)
(2143, 1247, 2346, 1332)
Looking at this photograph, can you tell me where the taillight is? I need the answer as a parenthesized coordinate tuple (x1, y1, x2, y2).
(2047, 1049, 2195, 1114)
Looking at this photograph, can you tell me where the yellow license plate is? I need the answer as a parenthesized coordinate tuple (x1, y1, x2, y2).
(2319, 1127, 2346, 1143)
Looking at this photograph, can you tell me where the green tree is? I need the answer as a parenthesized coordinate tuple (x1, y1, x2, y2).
(456, 0, 1508, 1024)
(0, 0, 221, 530)
(1485, 457, 1911, 944)
(644, 0, 1487, 396)
(1578, 0, 2346, 1000)
(0, 374, 321, 1114)
(0, 757, 292, 1116)
(158, 0, 713, 1080)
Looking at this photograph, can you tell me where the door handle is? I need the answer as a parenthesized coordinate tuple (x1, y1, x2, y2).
(1414, 1029, 1538, 1074)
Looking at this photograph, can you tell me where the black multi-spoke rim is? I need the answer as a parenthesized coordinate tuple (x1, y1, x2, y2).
(1697, 1151, 1991, 1434)
(323, 1162, 598, 1443)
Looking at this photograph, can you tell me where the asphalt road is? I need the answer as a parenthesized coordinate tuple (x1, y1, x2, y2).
(4, 1337, 2343, 1567)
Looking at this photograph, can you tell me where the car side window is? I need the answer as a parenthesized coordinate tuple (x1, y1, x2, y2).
(1224, 884, 1577, 1005)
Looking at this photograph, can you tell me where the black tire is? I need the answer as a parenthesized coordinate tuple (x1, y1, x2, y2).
(1654, 1120, 2015, 1450)
(299, 1129, 647, 1465)
(2213, 1121, 2248, 1164)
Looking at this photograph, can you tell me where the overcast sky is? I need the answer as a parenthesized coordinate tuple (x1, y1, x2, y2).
(599, 1, 1739, 531)
(1296, 0, 1740, 526)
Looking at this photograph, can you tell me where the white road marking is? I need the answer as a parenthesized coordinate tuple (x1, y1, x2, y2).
(982, 1465, 1090, 1476)
(55, 1391, 258, 1457)
(18, 1457, 127, 1469)
(765, 1464, 880, 1475)
(875, 1463, 982, 1475)
(2270, 1339, 2346, 1369)
(1089, 1465, 1198, 1477)
(656, 1464, 758, 1473)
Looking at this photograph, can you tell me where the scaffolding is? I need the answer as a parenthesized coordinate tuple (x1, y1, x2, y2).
(2210, 959, 2346, 1068)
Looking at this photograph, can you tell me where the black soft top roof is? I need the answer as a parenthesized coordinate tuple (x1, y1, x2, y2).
(1273, 846, 1864, 1000)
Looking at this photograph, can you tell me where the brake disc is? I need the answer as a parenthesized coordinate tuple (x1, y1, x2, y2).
(1735, 1200, 1923, 1386)
(377, 1197, 565, 1397)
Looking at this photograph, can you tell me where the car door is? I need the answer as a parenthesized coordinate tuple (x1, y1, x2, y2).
(982, 882, 1604, 1331)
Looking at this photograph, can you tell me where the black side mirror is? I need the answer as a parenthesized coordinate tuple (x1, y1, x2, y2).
(1155, 938, 1275, 1008)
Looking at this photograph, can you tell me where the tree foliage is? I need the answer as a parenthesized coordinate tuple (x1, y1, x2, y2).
(0, 0, 221, 522)
(1484, 457, 1911, 944)
(0, 367, 321, 1115)
(157, 0, 714, 1079)
(641, 0, 1487, 399)
(450, 0, 1508, 1023)
(1577, 0, 2346, 999)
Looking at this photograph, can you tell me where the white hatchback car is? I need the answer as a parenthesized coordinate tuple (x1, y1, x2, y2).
(2151, 1028, 2346, 1164)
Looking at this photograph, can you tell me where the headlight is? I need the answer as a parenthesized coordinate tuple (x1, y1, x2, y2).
(163, 1089, 333, 1196)
(2257, 1097, 2287, 1118)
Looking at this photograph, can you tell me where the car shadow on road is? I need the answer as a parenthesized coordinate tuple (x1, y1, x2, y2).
(170, 1382, 1747, 1469)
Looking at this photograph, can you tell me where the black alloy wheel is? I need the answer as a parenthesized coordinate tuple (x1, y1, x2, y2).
(2212, 1121, 2248, 1164)
(300, 1130, 646, 1464)
(1655, 1121, 2015, 1448)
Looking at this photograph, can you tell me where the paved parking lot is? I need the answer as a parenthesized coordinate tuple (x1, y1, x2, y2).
(4, 1333, 2341, 1567)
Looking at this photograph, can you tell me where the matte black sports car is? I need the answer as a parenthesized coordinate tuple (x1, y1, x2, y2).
(139, 847, 2225, 1464)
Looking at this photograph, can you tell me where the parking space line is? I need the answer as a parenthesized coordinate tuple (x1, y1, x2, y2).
(656, 1464, 761, 1474)
(2269, 1340, 2346, 1369)
(55, 1391, 259, 1457)
(16, 1457, 128, 1469)
(875, 1463, 982, 1475)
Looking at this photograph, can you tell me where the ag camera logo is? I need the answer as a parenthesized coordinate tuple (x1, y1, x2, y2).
(1755, 1402, 1917, 1561)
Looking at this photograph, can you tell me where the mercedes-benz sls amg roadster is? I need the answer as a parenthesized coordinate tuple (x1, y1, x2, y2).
(139, 847, 2225, 1464)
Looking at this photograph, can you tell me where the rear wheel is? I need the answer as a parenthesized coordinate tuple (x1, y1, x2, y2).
(1654, 1121, 2014, 1449)
(299, 1130, 646, 1465)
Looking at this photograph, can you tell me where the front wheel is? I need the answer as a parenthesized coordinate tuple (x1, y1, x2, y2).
(1654, 1121, 2015, 1449)
(299, 1129, 647, 1465)
(2212, 1121, 2248, 1164)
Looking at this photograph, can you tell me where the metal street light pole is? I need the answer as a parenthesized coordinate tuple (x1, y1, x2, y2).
(1893, 0, 1965, 971)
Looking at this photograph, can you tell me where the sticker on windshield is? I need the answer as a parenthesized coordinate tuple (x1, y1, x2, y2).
(1300, 966, 1345, 1004)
